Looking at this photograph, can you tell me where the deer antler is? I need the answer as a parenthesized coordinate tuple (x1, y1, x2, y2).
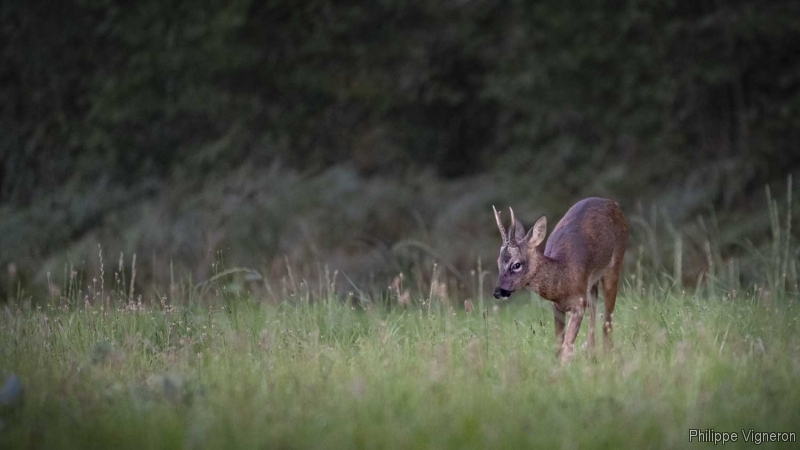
(492, 205, 508, 245)
(509, 207, 519, 247)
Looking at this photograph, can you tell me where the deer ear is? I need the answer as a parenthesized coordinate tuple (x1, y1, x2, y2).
(525, 215, 547, 247)
(510, 219, 526, 243)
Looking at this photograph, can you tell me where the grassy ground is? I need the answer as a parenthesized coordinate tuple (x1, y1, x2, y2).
(1, 286, 798, 449)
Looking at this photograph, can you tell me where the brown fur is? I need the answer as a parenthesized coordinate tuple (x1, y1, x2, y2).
(492, 197, 628, 362)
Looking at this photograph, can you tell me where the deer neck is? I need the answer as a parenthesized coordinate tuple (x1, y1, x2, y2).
(526, 252, 568, 302)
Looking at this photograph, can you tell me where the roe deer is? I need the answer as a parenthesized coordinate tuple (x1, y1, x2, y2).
(491, 197, 628, 362)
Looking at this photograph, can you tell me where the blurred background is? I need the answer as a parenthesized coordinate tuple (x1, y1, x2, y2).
(1, 1, 799, 302)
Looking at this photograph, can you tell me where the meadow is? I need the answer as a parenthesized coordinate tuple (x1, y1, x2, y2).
(1, 182, 798, 449)
(1, 278, 798, 449)
(3, 2, 800, 448)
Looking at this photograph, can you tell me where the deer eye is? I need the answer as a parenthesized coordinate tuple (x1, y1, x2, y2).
(511, 262, 522, 271)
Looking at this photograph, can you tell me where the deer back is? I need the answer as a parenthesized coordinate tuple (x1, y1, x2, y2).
(544, 197, 628, 278)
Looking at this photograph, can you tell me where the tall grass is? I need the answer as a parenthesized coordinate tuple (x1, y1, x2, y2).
(4, 162, 796, 306)
(1, 285, 798, 449)
(625, 176, 798, 304)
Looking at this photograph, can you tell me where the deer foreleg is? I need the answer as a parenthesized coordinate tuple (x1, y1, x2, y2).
(561, 298, 585, 362)
(553, 304, 566, 358)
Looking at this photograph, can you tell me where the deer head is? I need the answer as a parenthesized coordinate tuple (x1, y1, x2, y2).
(492, 206, 547, 299)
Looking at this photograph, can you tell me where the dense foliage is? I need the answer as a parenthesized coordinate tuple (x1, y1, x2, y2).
(2, 1, 799, 296)
(4, 1, 800, 191)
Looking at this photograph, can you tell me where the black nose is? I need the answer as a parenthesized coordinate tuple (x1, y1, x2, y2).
(493, 287, 512, 299)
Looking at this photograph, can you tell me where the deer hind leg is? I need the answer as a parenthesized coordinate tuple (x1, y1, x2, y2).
(553, 304, 566, 358)
(601, 271, 621, 352)
(586, 283, 598, 355)
(560, 297, 585, 363)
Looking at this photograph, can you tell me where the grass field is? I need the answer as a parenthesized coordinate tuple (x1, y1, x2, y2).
(1, 284, 798, 449)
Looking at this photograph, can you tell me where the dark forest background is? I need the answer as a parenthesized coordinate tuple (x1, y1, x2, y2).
(2, 0, 799, 301)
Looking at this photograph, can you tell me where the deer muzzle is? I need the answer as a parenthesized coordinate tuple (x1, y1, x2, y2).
(493, 287, 512, 299)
